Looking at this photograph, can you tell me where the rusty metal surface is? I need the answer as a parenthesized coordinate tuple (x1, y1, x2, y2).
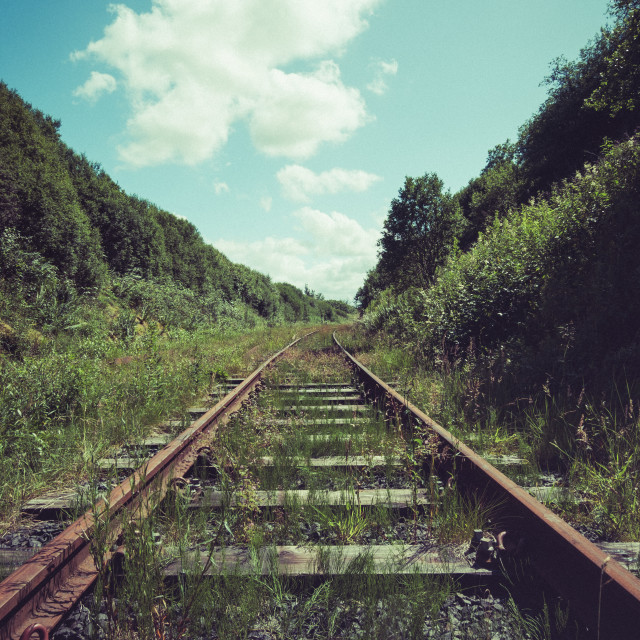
(19, 625, 47, 640)
(333, 331, 640, 639)
(0, 333, 312, 640)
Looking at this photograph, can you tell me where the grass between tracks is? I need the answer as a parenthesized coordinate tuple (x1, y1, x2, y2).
(86, 329, 519, 640)
(0, 322, 324, 530)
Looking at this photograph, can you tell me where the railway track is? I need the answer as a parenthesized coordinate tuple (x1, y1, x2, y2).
(1, 329, 639, 639)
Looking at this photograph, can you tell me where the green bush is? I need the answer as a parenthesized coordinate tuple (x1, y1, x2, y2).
(365, 135, 640, 388)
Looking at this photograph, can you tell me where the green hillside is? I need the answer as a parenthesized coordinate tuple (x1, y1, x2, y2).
(0, 79, 352, 345)
(0, 81, 353, 521)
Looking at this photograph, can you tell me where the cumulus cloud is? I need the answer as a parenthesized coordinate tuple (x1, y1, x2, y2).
(277, 164, 381, 202)
(72, 71, 117, 102)
(72, 0, 381, 166)
(294, 207, 379, 258)
(250, 62, 368, 158)
(213, 206, 379, 300)
(214, 181, 230, 195)
(367, 58, 398, 95)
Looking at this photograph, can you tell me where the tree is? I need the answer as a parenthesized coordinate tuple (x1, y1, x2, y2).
(455, 142, 524, 250)
(515, 42, 613, 196)
(355, 266, 387, 311)
(0, 83, 106, 289)
(587, 0, 640, 116)
(515, 6, 640, 197)
(377, 173, 463, 291)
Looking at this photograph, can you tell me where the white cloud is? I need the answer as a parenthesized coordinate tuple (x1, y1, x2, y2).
(278, 165, 382, 202)
(72, 71, 117, 102)
(294, 207, 379, 258)
(213, 207, 379, 300)
(214, 181, 230, 195)
(249, 63, 368, 158)
(214, 236, 309, 288)
(367, 58, 398, 95)
(72, 0, 381, 166)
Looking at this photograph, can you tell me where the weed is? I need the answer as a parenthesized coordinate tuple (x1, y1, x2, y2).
(311, 500, 369, 544)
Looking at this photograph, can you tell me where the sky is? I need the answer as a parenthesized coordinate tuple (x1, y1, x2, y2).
(1, 0, 612, 301)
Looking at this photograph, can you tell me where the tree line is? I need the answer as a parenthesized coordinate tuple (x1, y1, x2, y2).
(0, 81, 352, 331)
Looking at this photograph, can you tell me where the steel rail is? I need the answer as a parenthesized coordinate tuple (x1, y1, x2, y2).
(0, 332, 314, 640)
(333, 331, 640, 639)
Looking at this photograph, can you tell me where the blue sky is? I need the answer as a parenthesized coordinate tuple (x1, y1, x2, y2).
(1, 0, 611, 300)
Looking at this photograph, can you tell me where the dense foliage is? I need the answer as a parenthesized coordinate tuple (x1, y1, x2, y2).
(0, 81, 352, 336)
(365, 137, 640, 385)
(358, 0, 640, 392)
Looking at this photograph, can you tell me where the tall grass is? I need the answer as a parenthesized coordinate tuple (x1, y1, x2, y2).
(0, 316, 317, 527)
(340, 324, 640, 542)
(75, 329, 472, 639)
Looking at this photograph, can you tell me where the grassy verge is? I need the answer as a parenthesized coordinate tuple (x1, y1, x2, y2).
(338, 325, 640, 544)
(0, 321, 320, 530)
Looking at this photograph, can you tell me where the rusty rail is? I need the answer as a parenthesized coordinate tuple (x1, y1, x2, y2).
(333, 331, 640, 639)
(0, 332, 313, 640)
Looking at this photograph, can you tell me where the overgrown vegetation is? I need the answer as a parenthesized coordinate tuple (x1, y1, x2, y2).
(84, 331, 510, 640)
(0, 265, 320, 528)
(340, 321, 640, 546)
(0, 80, 354, 527)
(355, 0, 640, 544)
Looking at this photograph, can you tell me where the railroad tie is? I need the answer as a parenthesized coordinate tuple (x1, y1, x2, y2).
(6, 332, 640, 640)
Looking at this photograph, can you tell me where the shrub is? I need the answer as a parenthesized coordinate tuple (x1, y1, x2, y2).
(365, 135, 640, 388)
